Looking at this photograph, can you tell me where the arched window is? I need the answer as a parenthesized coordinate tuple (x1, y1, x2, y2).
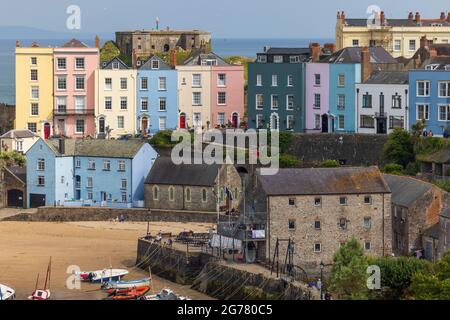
(185, 187, 191, 202)
(169, 186, 175, 202)
(153, 186, 159, 200)
(202, 188, 208, 203)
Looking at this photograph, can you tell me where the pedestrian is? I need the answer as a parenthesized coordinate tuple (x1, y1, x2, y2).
(317, 278, 322, 292)
(428, 130, 433, 137)
(423, 130, 428, 137)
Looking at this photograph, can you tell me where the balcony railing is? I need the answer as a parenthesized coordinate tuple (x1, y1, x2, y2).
(54, 108, 95, 116)
(375, 112, 388, 118)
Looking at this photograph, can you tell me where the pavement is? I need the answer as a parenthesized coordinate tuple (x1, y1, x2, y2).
(0, 208, 37, 220)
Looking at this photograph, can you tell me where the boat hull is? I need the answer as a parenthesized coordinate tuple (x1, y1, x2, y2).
(102, 278, 151, 290)
(0, 284, 15, 301)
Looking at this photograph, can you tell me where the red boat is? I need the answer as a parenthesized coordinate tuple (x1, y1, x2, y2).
(29, 257, 52, 300)
(106, 286, 150, 300)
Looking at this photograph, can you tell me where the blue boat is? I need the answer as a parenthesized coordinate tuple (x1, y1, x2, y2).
(101, 278, 151, 290)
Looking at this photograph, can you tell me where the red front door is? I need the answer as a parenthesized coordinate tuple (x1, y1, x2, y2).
(44, 123, 51, 140)
(232, 114, 238, 128)
(180, 114, 186, 129)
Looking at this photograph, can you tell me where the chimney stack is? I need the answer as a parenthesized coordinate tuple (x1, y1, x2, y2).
(341, 11, 346, 22)
(337, 11, 341, 20)
(380, 11, 385, 25)
(447, 12, 450, 23)
(132, 49, 137, 69)
(95, 35, 100, 49)
(361, 47, 371, 83)
(440, 12, 446, 20)
(420, 35, 428, 49)
(310, 43, 321, 62)
(58, 138, 65, 154)
(415, 12, 421, 23)
(408, 12, 414, 20)
(171, 50, 177, 68)
(15, 40, 21, 48)
(324, 43, 336, 53)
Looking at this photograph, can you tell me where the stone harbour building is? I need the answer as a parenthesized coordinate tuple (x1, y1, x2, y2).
(115, 28, 211, 57)
(256, 166, 392, 272)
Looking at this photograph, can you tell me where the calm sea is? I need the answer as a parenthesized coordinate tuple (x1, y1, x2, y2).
(0, 38, 332, 105)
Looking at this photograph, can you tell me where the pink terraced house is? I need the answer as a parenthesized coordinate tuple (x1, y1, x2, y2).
(53, 39, 100, 138)
(211, 63, 245, 128)
(305, 62, 330, 132)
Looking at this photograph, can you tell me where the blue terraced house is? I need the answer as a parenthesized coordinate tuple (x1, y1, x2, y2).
(26, 138, 158, 208)
(409, 57, 450, 136)
(136, 56, 178, 135)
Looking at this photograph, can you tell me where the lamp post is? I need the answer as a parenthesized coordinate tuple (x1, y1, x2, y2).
(319, 261, 324, 300)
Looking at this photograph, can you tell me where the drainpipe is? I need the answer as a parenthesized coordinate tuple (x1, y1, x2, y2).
(382, 193, 385, 256)
(267, 195, 271, 264)
(356, 88, 360, 133)
(405, 89, 409, 130)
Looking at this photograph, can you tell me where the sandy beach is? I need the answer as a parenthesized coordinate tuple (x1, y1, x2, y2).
(0, 221, 215, 300)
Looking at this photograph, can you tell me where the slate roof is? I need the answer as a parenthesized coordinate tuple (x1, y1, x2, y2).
(138, 55, 171, 70)
(46, 139, 146, 158)
(321, 47, 397, 64)
(417, 149, 450, 164)
(101, 57, 130, 69)
(421, 57, 450, 70)
(5, 166, 26, 184)
(1, 129, 36, 139)
(145, 157, 221, 186)
(344, 18, 450, 27)
(383, 174, 433, 207)
(183, 52, 229, 66)
(258, 166, 390, 196)
(442, 207, 450, 219)
(364, 70, 409, 84)
(263, 47, 311, 55)
(61, 39, 89, 48)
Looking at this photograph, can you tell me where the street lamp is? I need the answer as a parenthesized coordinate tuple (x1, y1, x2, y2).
(319, 261, 324, 300)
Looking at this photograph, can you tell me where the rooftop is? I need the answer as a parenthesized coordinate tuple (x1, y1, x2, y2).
(258, 166, 390, 196)
(383, 174, 433, 207)
(145, 157, 221, 186)
(343, 18, 450, 27)
(261, 47, 311, 55)
(5, 166, 26, 184)
(61, 39, 89, 48)
(117, 29, 210, 35)
(1, 129, 36, 139)
(182, 52, 229, 66)
(364, 70, 409, 84)
(417, 149, 450, 164)
(321, 47, 397, 64)
(46, 139, 146, 158)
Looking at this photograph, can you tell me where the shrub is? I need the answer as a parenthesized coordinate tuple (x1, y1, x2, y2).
(433, 180, 450, 192)
(383, 128, 415, 168)
(404, 162, 420, 176)
(383, 163, 404, 175)
(149, 130, 177, 148)
(321, 160, 341, 168)
(279, 154, 301, 168)
(278, 132, 293, 154)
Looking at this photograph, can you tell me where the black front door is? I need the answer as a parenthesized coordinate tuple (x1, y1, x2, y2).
(377, 118, 387, 134)
(29, 194, 46, 208)
(321, 115, 329, 133)
(7, 189, 24, 208)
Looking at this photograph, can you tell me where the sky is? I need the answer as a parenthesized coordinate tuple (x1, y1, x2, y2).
(0, 0, 450, 38)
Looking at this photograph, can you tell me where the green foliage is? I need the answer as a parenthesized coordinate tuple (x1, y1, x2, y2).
(0, 151, 26, 167)
(383, 128, 415, 168)
(329, 238, 369, 300)
(404, 162, 420, 176)
(156, 50, 192, 66)
(279, 154, 301, 168)
(415, 137, 449, 156)
(433, 180, 450, 192)
(149, 130, 178, 148)
(320, 160, 341, 168)
(100, 41, 121, 63)
(368, 256, 431, 299)
(411, 252, 450, 299)
(383, 163, 404, 175)
(278, 132, 293, 154)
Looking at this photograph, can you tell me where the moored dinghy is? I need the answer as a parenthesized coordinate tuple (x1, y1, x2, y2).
(101, 278, 151, 291)
(29, 257, 52, 300)
(76, 269, 129, 283)
(0, 284, 15, 300)
(141, 288, 191, 301)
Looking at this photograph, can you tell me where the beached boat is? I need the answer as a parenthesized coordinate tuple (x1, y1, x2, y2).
(105, 286, 150, 300)
(0, 284, 15, 300)
(77, 269, 129, 283)
(101, 278, 151, 291)
(140, 288, 191, 301)
(29, 257, 52, 300)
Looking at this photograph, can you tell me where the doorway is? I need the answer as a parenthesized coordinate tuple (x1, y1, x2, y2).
(179, 113, 186, 129)
(7, 189, 24, 208)
(376, 118, 387, 134)
(232, 113, 239, 128)
(321, 114, 329, 133)
(44, 123, 51, 140)
(141, 117, 149, 134)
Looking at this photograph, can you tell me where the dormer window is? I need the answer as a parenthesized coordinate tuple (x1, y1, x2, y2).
(274, 55, 283, 63)
(425, 64, 439, 70)
(151, 60, 160, 69)
(290, 56, 300, 63)
(201, 59, 217, 66)
(257, 55, 267, 63)
(137, 60, 142, 67)
(112, 61, 119, 70)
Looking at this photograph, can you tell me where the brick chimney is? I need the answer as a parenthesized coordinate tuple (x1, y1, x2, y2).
(341, 11, 346, 22)
(447, 12, 450, 22)
(337, 11, 341, 20)
(95, 35, 100, 49)
(171, 50, 177, 67)
(380, 11, 385, 25)
(324, 43, 336, 53)
(132, 49, 137, 69)
(15, 40, 20, 48)
(310, 43, 321, 62)
(440, 12, 446, 20)
(408, 12, 414, 20)
(361, 47, 371, 83)
(420, 35, 428, 49)
(415, 12, 421, 24)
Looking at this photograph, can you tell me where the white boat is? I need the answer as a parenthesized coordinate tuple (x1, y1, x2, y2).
(141, 289, 191, 301)
(101, 278, 151, 290)
(0, 284, 15, 300)
(29, 257, 52, 300)
(76, 269, 129, 283)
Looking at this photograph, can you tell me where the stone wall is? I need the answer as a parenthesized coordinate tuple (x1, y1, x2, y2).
(0, 104, 15, 135)
(4, 206, 217, 223)
(287, 134, 389, 166)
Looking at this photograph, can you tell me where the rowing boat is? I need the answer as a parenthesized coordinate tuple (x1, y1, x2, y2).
(101, 278, 151, 290)
(140, 288, 191, 301)
(0, 284, 15, 301)
(77, 269, 129, 283)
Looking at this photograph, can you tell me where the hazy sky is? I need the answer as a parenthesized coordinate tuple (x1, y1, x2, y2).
(1, 0, 450, 38)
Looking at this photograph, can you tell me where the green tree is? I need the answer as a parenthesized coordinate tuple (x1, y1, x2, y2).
(279, 154, 301, 168)
(0, 151, 26, 167)
(383, 128, 414, 168)
(100, 41, 121, 62)
(329, 238, 369, 299)
(321, 159, 341, 168)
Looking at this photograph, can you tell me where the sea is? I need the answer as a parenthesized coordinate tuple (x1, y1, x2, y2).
(0, 37, 332, 105)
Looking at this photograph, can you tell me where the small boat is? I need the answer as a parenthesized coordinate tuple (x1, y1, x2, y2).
(29, 257, 52, 300)
(76, 269, 129, 283)
(140, 288, 191, 301)
(0, 284, 15, 300)
(106, 286, 150, 300)
(105, 285, 150, 296)
(101, 278, 151, 291)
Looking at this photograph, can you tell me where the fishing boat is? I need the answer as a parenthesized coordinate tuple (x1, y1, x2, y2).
(105, 286, 150, 300)
(29, 257, 52, 301)
(101, 278, 151, 291)
(140, 288, 191, 301)
(76, 269, 129, 283)
(0, 284, 15, 300)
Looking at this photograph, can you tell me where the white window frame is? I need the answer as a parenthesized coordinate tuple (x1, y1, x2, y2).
(416, 81, 430, 97)
(438, 81, 450, 97)
(31, 86, 39, 100)
(57, 76, 67, 91)
(256, 94, 264, 110)
(286, 95, 294, 110)
(217, 92, 227, 105)
(75, 76, 85, 91)
(104, 97, 112, 110)
(30, 103, 39, 116)
(256, 74, 262, 86)
(274, 55, 283, 63)
(120, 77, 128, 90)
(286, 115, 294, 130)
(192, 92, 202, 106)
(158, 77, 167, 91)
(192, 74, 202, 87)
(217, 74, 226, 87)
(120, 97, 127, 110)
(117, 116, 125, 129)
(271, 75, 278, 87)
(409, 39, 416, 51)
(104, 78, 112, 91)
(271, 95, 279, 110)
(338, 115, 345, 130)
(416, 104, 430, 120)
(438, 104, 450, 121)
(75, 57, 85, 70)
(141, 97, 148, 111)
(140, 77, 148, 90)
(287, 75, 294, 87)
(75, 119, 85, 134)
(394, 39, 401, 52)
(57, 58, 67, 70)
(118, 160, 126, 172)
(159, 98, 167, 111)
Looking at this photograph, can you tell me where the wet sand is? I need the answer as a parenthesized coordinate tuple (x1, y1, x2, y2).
(0, 221, 215, 300)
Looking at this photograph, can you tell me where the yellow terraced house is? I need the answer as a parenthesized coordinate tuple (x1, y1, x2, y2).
(15, 43, 54, 139)
(336, 11, 450, 58)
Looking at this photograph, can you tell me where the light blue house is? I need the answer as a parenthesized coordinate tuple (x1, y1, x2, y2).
(136, 56, 178, 135)
(26, 138, 158, 208)
(409, 58, 450, 136)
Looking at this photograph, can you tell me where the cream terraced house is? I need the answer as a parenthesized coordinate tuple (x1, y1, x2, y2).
(95, 57, 137, 138)
(336, 11, 450, 58)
